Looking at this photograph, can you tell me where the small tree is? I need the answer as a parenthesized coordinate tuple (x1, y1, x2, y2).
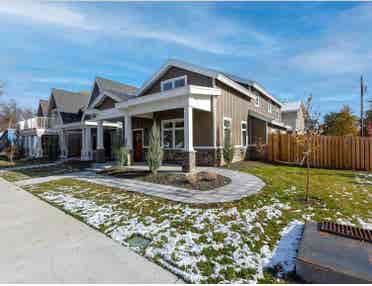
(323, 105, 358, 136)
(223, 129, 234, 167)
(296, 95, 321, 202)
(147, 122, 163, 174)
(115, 146, 129, 168)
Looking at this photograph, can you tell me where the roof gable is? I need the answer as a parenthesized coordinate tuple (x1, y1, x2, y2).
(137, 59, 281, 106)
(48, 89, 89, 114)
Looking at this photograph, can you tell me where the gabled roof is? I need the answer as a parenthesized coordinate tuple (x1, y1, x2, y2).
(282, 101, 302, 113)
(49, 88, 90, 114)
(95, 76, 138, 100)
(37, 99, 49, 116)
(137, 59, 282, 106)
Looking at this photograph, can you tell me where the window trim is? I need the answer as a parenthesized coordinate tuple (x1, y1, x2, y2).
(254, 94, 260, 107)
(268, 102, 272, 113)
(223, 117, 232, 145)
(160, 75, 187, 92)
(241, 121, 248, 147)
(161, 118, 185, 150)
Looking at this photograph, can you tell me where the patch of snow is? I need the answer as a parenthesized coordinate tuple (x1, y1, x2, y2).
(357, 218, 372, 230)
(265, 220, 304, 277)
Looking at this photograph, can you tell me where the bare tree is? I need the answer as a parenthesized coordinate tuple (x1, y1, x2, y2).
(295, 95, 321, 202)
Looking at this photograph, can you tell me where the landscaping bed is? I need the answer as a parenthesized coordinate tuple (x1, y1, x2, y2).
(0, 156, 54, 169)
(98, 168, 231, 191)
(21, 162, 372, 283)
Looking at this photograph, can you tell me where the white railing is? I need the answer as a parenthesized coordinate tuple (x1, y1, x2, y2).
(17, 117, 51, 130)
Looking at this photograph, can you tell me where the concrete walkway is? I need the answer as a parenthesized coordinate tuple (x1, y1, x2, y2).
(0, 178, 180, 283)
(15, 167, 265, 204)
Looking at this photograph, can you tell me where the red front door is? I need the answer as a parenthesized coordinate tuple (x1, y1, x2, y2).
(133, 130, 143, 162)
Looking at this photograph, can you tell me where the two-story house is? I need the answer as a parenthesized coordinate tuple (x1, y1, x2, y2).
(83, 59, 288, 171)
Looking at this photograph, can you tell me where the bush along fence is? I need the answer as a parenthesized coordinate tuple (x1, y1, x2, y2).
(267, 134, 372, 171)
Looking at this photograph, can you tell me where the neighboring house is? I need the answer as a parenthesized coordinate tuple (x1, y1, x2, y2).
(281, 101, 305, 134)
(17, 90, 90, 159)
(81, 76, 138, 162)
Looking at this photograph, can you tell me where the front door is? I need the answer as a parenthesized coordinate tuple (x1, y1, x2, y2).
(133, 130, 143, 162)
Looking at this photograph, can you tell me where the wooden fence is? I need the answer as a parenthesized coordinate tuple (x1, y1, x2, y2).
(267, 134, 372, 171)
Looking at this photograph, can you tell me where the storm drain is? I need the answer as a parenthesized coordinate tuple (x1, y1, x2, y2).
(318, 221, 372, 243)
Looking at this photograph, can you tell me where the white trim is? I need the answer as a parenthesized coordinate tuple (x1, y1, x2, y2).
(241, 121, 248, 147)
(216, 74, 255, 100)
(161, 118, 185, 150)
(117, 85, 220, 110)
(160, 75, 187, 92)
(268, 102, 273, 113)
(223, 117, 232, 145)
(251, 82, 282, 107)
(136, 59, 257, 101)
(254, 94, 260, 107)
(90, 92, 120, 110)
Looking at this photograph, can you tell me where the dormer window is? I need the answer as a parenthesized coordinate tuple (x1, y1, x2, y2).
(161, 75, 187, 91)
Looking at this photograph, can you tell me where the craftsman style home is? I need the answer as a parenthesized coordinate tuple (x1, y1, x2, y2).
(17, 59, 290, 171)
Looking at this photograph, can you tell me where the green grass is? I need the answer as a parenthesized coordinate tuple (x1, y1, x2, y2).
(0, 161, 92, 182)
(0, 157, 53, 169)
(20, 161, 372, 283)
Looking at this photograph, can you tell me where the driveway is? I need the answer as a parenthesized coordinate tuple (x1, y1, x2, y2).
(0, 178, 180, 283)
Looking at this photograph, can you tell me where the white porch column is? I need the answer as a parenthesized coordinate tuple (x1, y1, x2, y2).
(96, 120, 105, 162)
(86, 127, 92, 160)
(184, 106, 194, 151)
(212, 96, 217, 148)
(81, 128, 86, 160)
(58, 130, 68, 159)
(265, 121, 269, 144)
(124, 115, 132, 150)
(97, 121, 104, 150)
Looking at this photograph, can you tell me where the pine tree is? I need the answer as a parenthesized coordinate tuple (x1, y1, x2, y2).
(147, 122, 163, 174)
(223, 129, 234, 166)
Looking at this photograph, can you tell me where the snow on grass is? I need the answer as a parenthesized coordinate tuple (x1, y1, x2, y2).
(265, 220, 304, 277)
(355, 173, 372, 185)
(27, 181, 295, 283)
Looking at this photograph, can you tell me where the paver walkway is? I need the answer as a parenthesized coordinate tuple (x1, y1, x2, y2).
(0, 178, 180, 283)
(15, 167, 265, 204)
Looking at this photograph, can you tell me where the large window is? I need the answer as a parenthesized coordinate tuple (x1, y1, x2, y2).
(223, 117, 232, 145)
(241, 121, 248, 147)
(162, 119, 184, 149)
(161, 76, 187, 92)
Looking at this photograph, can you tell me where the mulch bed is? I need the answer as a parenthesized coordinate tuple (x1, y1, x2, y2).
(98, 168, 231, 191)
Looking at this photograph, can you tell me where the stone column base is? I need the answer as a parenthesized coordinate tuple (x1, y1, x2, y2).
(182, 151, 196, 173)
(96, 149, 105, 163)
(126, 150, 133, 166)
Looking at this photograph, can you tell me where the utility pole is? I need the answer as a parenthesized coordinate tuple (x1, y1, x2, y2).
(360, 76, 366, 136)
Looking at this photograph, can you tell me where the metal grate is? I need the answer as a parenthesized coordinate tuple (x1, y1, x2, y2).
(318, 221, 372, 243)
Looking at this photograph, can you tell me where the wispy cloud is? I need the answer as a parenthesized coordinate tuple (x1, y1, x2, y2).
(289, 3, 372, 75)
(30, 76, 91, 86)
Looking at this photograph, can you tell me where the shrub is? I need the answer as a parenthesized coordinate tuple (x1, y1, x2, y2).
(223, 130, 234, 166)
(115, 146, 129, 168)
(147, 122, 163, 174)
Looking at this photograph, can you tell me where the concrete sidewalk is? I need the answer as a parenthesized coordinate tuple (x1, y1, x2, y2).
(0, 178, 180, 283)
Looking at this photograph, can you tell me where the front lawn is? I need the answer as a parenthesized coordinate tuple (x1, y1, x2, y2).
(22, 162, 371, 283)
(0, 161, 92, 182)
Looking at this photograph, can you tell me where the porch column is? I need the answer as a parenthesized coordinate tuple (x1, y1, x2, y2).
(265, 121, 269, 144)
(124, 114, 132, 165)
(81, 128, 86, 160)
(58, 130, 68, 159)
(86, 127, 92, 160)
(96, 120, 105, 162)
(183, 106, 196, 172)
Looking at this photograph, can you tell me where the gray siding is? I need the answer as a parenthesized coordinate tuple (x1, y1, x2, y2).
(140, 66, 213, 96)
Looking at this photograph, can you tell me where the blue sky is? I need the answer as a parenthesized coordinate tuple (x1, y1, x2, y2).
(0, 1, 371, 118)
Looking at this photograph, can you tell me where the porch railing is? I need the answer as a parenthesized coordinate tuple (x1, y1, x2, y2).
(17, 116, 51, 130)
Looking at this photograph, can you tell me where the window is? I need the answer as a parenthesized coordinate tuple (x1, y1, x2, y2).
(254, 94, 260, 107)
(223, 117, 232, 145)
(162, 119, 184, 149)
(161, 76, 187, 91)
(268, 102, 272, 113)
(241, 121, 248, 147)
